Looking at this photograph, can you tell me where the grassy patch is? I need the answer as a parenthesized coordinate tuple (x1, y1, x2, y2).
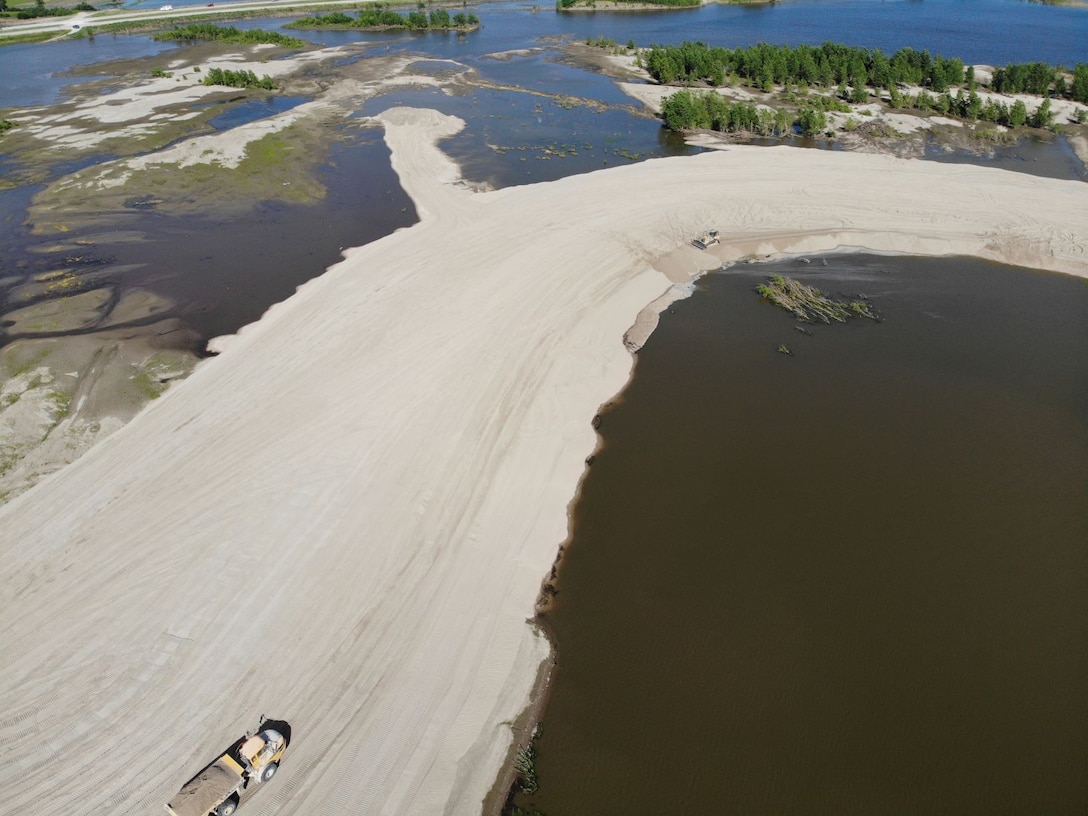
(0, 29, 56, 45)
(130, 369, 165, 400)
(153, 23, 305, 48)
(48, 389, 72, 418)
(33, 121, 329, 223)
(131, 350, 194, 400)
(240, 131, 290, 169)
(3, 347, 51, 379)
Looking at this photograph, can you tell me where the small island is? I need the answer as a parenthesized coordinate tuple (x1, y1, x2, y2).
(153, 23, 306, 48)
(757, 275, 877, 323)
(287, 4, 480, 32)
(557, 0, 769, 11)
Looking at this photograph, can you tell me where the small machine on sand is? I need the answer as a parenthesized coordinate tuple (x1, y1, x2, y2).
(692, 229, 720, 250)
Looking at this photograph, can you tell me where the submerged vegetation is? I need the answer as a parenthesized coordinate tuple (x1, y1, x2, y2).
(757, 275, 877, 323)
(153, 23, 305, 48)
(288, 5, 479, 30)
(511, 723, 542, 798)
(514, 745, 539, 795)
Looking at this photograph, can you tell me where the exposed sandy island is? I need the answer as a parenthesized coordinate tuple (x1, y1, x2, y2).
(1, 106, 1087, 816)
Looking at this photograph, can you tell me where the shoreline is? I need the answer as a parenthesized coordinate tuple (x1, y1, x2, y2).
(1, 108, 1087, 816)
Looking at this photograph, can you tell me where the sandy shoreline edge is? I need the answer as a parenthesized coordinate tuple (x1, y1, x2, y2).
(1, 107, 1087, 816)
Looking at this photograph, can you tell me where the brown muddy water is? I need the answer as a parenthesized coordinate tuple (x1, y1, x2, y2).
(516, 255, 1088, 816)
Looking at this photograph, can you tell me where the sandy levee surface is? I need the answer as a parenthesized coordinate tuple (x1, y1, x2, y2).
(2, 107, 1088, 816)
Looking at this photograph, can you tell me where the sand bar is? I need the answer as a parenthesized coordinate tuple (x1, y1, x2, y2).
(1, 107, 1087, 816)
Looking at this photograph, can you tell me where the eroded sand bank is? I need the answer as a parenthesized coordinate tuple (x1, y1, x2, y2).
(1, 107, 1086, 816)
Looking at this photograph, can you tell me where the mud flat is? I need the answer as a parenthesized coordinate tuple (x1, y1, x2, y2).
(0, 108, 1086, 816)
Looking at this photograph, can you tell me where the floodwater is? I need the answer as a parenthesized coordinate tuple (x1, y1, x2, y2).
(2, 0, 1085, 352)
(237, 0, 1088, 66)
(80, 129, 418, 343)
(925, 136, 1088, 182)
(0, 129, 415, 345)
(360, 85, 694, 188)
(515, 255, 1088, 815)
(1, 3, 1086, 811)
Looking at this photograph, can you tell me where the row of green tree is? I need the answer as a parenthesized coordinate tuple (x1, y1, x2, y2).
(12, 0, 94, 18)
(153, 24, 305, 48)
(993, 61, 1088, 102)
(661, 87, 1064, 135)
(290, 5, 478, 30)
(661, 90, 830, 136)
(558, 0, 697, 7)
(645, 42, 966, 91)
(643, 41, 1088, 104)
(890, 88, 1060, 128)
(202, 68, 275, 90)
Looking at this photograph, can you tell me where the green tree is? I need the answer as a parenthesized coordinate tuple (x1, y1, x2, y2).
(1008, 99, 1028, 127)
(661, 90, 707, 130)
(796, 106, 827, 136)
(1071, 64, 1088, 104)
(1030, 97, 1053, 129)
(965, 91, 983, 120)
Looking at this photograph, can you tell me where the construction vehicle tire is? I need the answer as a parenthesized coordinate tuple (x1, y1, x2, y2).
(216, 798, 238, 816)
(260, 762, 279, 783)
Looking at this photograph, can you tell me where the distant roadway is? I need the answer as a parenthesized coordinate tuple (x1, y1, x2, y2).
(0, 0, 375, 38)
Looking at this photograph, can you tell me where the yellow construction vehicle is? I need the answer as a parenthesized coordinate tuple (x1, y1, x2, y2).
(692, 229, 720, 250)
(166, 726, 287, 816)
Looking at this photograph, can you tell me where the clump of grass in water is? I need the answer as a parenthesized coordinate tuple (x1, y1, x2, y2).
(757, 275, 876, 322)
(514, 744, 539, 794)
(510, 722, 544, 797)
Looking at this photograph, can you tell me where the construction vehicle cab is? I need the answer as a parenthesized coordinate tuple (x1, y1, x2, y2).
(166, 728, 287, 816)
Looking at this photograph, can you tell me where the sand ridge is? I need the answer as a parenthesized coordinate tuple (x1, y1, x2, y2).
(1, 107, 1087, 816)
